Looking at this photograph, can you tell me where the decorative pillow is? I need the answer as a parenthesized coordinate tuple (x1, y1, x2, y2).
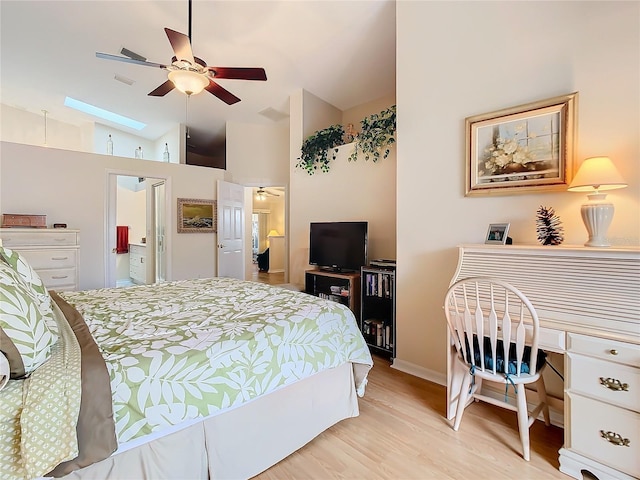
(0, 262, 58, 378)
(0, 246, 51, 314)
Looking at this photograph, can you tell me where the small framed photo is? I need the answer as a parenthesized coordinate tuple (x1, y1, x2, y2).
(177, 198, 216, 233)
(466, 92, 577, 196)
(485, 223, 510, 245)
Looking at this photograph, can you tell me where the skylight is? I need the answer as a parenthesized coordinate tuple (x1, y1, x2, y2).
(63, 97, 146, 130)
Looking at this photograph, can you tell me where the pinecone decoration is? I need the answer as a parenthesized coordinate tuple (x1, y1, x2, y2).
(536, 205, 564, 245)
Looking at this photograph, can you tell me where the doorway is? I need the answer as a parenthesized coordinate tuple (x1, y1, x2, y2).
(106, 172, 170, 288)
(251, 186, 286, 285)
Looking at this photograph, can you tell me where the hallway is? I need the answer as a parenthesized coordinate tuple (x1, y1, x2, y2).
(250, 263, 286, 286)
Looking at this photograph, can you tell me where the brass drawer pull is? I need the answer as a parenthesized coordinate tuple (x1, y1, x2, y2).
(600, 430, 630, 447)
(599, 377, 629, 391)
(609, 349, 619, 355)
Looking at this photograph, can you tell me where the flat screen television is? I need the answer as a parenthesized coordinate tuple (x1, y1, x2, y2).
(309, 221, 368, 272)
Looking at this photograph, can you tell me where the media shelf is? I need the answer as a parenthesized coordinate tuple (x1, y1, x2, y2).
(361, 265, 396, 359)
(304, 269, 361, 320)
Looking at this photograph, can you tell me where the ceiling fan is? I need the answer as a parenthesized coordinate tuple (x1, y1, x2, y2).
(95, 0, 266, 104)
(256, 187, 280, 200)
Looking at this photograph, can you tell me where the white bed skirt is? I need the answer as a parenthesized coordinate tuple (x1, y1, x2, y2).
(59, 362, 359, 479)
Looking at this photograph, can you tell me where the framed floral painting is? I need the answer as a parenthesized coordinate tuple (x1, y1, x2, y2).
(465, 92, 577, 196)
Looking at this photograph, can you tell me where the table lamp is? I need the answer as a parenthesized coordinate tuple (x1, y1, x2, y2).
(567, 156, 627, 247)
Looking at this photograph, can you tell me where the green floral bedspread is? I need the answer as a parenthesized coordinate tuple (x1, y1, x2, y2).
(60, 278, 372, 443)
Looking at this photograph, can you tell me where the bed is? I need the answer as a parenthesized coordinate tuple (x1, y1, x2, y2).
(0, 247, 373, 480)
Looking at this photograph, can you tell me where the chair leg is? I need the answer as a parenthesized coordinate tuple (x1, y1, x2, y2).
(516, 386, 531, 461)
(536, 376, 551, 426)
(453, 373, 472, 432)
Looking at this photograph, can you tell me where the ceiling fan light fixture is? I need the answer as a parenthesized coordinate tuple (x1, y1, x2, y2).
(168, 70, 208, 96)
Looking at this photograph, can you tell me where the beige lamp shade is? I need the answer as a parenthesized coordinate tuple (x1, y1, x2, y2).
(267, 229, 280, 237)
(568, 156, 627, 192)
(168, 70, 209, 96)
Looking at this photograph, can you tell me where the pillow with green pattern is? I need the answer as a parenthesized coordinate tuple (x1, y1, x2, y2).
(0, 246, 51, 315)
(0, 262, 58, 379)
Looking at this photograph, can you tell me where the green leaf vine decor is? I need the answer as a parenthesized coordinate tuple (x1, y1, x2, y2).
(296, 124, 345, 175)
(349, 105, 396, 163)
(295, 104, 397, 175)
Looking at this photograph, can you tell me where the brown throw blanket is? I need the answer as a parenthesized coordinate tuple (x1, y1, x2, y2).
(46, 292, 117, 477)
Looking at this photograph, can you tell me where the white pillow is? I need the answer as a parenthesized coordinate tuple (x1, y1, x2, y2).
(0, 262, 58, 379)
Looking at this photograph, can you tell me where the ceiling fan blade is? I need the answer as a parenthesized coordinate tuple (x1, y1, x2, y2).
(148, 80, 175, 97)
(96, 52, 166, 69)
(164, 28, 195, 65)
(120, 47, 147, 62)
(207, 67, 267, 81)
(205, 80, 241, 105)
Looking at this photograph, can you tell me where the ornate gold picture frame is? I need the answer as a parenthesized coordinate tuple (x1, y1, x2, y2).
(177, 198, 216, 233)
(466, 92, 577, 196)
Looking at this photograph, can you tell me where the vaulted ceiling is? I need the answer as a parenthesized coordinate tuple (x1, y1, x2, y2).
(0, 1, 396, 152)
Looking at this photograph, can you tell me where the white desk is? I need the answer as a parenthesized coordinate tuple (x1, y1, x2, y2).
(448, 245, 640, 480)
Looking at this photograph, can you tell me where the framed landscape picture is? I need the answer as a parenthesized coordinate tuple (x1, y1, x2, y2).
(177, 198, 216, 233)
(465, 92, 577, 196)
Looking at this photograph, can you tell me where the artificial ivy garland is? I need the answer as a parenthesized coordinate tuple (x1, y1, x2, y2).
(295, 124, 345, 175)
(349, 104, 396, 163)
(296, 105, 396, 175)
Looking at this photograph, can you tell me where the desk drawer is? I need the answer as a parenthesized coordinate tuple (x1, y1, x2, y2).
(16, 249, 77, 269)
(568, 393, 639, 478)
(568, 333, 640, 367)
(568, 353, 640, 412)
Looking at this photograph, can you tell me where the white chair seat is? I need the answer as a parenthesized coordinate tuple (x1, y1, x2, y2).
(444, 277, 550, 461)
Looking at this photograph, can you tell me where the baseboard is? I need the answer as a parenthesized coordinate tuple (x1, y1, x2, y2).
(390, 358, 447, 386)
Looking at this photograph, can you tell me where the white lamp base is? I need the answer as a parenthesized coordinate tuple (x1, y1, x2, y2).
(580, 197, 614, 247)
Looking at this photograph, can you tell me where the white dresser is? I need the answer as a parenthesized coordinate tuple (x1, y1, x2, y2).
(129, 243, 147, 284)
(449, 244, 640, 480)
(0, 228, 80, 291)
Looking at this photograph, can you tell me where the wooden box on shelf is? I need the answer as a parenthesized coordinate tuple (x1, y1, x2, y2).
(1, 214, 46, 228)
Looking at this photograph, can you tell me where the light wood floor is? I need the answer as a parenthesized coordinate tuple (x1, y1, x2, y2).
(255, 355, 566, 479)
(250, 263, 286, 285)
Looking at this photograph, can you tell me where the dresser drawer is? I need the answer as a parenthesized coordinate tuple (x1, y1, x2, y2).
(568, 353, 640, 412)
(568, 393, 639, 478)
(14, 249, 77, 269)
(37, 267, 77, 289)
(0, 230, 79, 247)
(568, 333, 640, 367)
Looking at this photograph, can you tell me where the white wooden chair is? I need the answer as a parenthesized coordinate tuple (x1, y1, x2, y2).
(444, 277, 550, 461)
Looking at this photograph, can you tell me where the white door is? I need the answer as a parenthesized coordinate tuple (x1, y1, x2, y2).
(217, 180, 245, 279)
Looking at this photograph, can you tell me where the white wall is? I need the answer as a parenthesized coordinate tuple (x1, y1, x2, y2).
(226, 122, 289, 186)
(0, 141, 225, 289)
(0, 103, 91, 151)
(289, 90, 397, 287)
(226, 121, 290, 279)
(396, 1, 640, 381)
